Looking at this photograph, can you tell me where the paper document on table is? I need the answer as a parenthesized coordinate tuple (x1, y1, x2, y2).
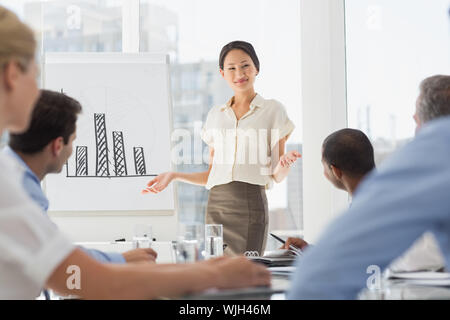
(269, 267, 296, 272)
(388, 272, 450, 280)
(387, 271, 450, 286)
(268, 267, 296, 276)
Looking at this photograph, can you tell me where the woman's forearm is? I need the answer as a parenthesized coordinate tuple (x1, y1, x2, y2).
(272, 161, 291, 183)
(172, 170, 210, 186)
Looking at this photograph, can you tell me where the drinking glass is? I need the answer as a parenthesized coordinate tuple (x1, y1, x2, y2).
(205, 224, 223, 259)
(132, 224, 153, 249)
(176, 223, 204, 263)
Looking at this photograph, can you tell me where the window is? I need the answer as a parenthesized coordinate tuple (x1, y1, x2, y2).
(3, 0, 123, 53)
(0, 0, 124, 145)
(140, 0, 303, 248)
(345, 0, 450, 164)
(42, 1, 123, 52)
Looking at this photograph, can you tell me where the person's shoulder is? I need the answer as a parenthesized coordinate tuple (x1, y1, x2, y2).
(420, 115, 450, 139)
(0, 173, 36, 215)
(407, 116, 450, 155)
(0, 152, 24, 176)
(258, 96, 285, 113)
(366, 117, 450, 186)
(205, 104, 225, 117)
(211, 104, 226, 112)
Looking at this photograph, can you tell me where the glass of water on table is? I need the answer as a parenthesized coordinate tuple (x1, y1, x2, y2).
(205, 224, 223, 259)
(132, 224, 153, 249)
(176, 223, 205, 263)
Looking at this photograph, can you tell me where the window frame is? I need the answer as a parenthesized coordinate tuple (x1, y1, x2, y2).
(300, 0, 349, 243)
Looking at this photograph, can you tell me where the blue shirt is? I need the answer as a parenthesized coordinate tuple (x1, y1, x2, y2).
(287, 115, 450, 299)
(2, 146, 126, 264)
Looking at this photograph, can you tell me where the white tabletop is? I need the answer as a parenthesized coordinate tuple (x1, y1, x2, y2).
(75, 241, 176, 264)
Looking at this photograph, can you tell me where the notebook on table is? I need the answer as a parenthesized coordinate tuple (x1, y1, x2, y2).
(245, 249, 300, 267)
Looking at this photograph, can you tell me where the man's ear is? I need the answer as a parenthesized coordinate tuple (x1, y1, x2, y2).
(330, 165, 343, 180)
(50, 137, 64, 156)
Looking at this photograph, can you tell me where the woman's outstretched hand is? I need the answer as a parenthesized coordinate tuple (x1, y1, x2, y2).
(279, 150, 302, 168)
(142, 172, 175, 194)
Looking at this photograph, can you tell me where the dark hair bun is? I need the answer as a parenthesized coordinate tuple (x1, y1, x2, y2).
(219, 40, 260, 72)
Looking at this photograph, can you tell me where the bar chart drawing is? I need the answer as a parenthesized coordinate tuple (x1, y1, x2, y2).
(94, 113, 110, 177)
(133, 147, 146, 175)
(66, 113, 156, 178)
(75, 146, 88, 176)
(113, 131, 128, 176)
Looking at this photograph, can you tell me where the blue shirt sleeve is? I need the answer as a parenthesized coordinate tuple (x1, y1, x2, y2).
(80, 247, 126, 264)
(287, 117, 450, 299)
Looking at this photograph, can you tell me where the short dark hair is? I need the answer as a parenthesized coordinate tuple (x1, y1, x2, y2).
(417, 75, 450, 123)
(9, 89, 82, 154)
(219, 40, 260, 72)
(322, 128, 375, 177)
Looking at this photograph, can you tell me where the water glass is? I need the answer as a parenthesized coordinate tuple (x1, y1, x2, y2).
(176, 223, 204, 263)
(205, 224, 223, 259)
(132, 224, 153, 249)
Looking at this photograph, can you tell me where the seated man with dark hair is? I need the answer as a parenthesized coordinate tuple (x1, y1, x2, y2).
(282, 128, 375, 250)
(4, 89, 157, 264)
(321, 128, 375, 196)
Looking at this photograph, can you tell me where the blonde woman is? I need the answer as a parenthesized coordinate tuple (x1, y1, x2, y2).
(0, 7, 270, 299)
(144, 41, 301, 256)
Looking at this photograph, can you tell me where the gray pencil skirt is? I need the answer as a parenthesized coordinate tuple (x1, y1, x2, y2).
(206, 181, 268, 256)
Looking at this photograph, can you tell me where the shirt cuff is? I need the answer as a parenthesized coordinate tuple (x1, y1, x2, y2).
(104, 251, 126, 264)
(82, 247, 126, 264)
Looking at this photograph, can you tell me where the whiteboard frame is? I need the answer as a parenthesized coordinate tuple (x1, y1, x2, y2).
(42, 52, 178, 217)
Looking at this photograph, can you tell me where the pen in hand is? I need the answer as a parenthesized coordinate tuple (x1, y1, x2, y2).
(269, 233, 303, 256)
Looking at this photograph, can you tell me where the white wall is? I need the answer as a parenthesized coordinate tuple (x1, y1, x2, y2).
(300, 0, 350, 243)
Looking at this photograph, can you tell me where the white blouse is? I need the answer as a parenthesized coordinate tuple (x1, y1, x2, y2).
(0, 154, 74, 299)
(201, 94, 295, 190)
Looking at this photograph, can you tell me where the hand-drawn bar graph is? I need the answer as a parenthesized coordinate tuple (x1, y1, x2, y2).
(134, 147, 146, 175)
(66, 113, 155, 178)
(113, 131, 128, 176)
(94, 113, 110, 177)
(75, 146, 88, 176)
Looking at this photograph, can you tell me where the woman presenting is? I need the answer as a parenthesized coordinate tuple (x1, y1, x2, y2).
(143, 41, 301, 256)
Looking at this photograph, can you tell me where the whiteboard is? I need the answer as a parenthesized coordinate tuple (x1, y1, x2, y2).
(43, 53, 175, 214)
